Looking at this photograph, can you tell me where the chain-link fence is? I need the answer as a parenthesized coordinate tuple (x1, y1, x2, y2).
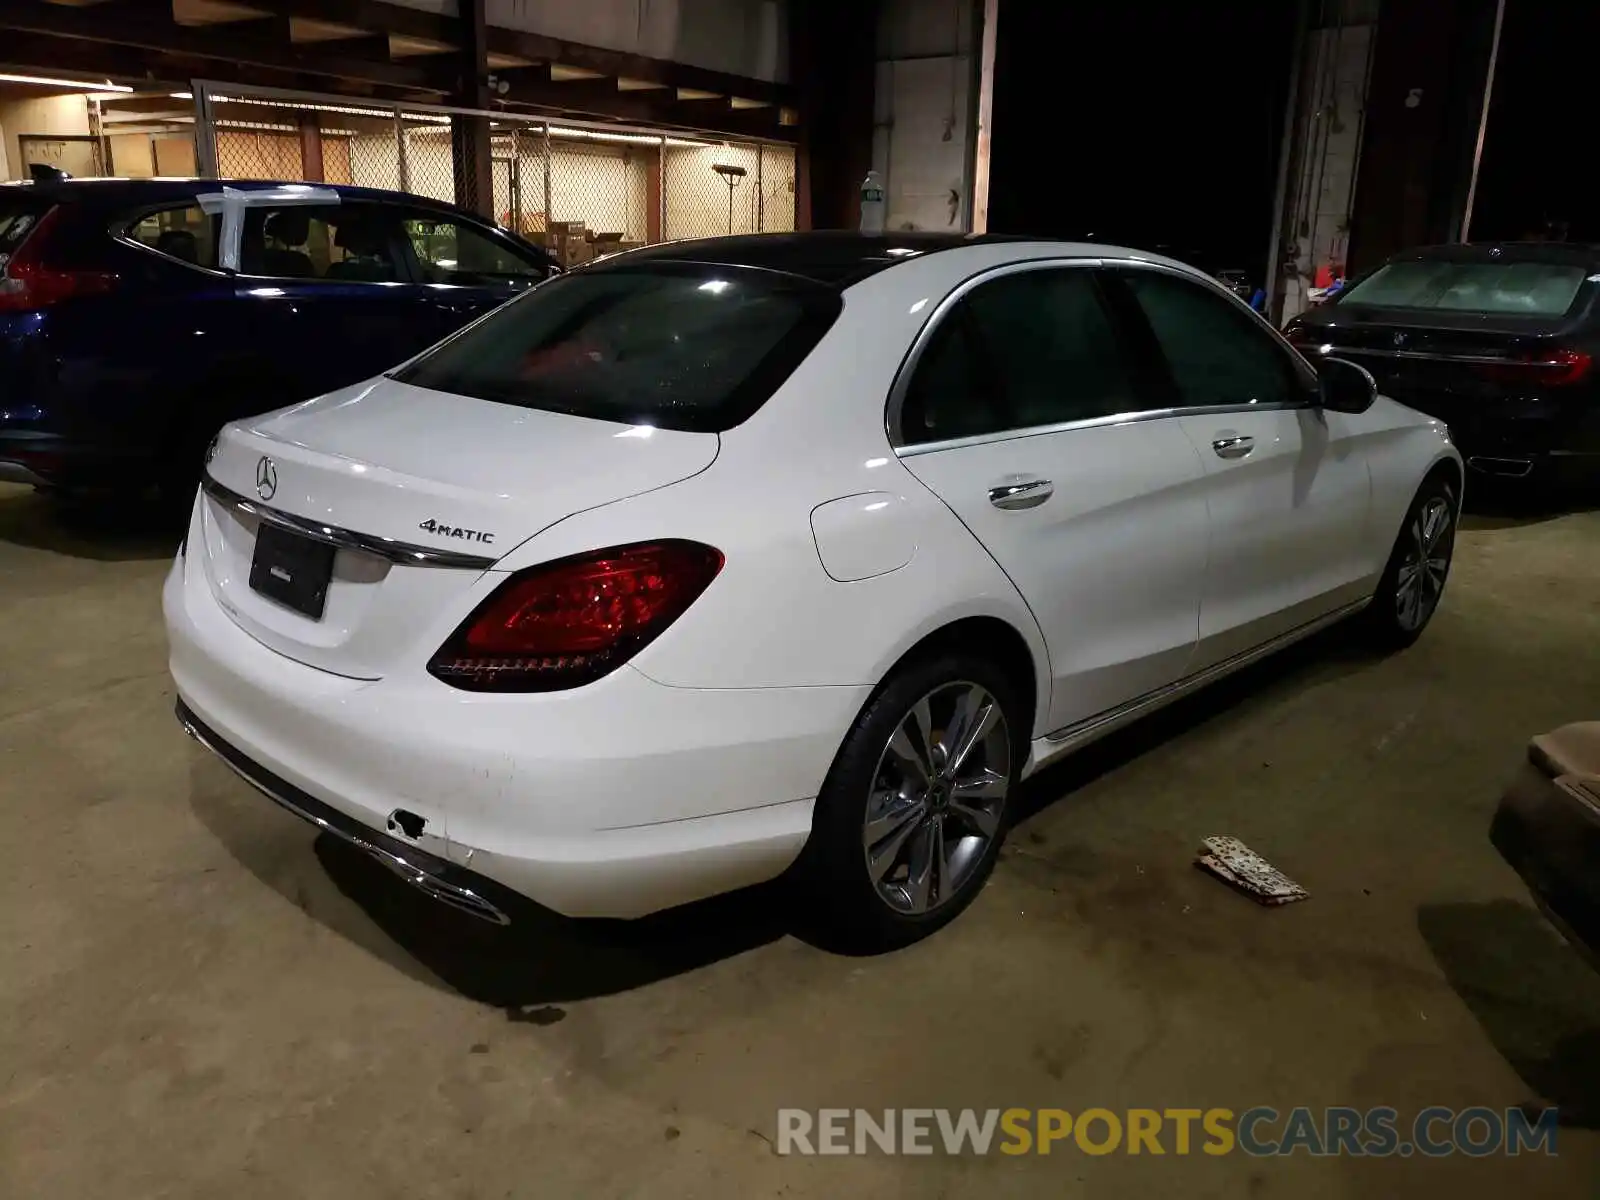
(194, 85, 798, 257)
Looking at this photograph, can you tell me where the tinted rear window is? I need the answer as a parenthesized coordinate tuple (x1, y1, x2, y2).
(1339, 259, 1591, 315)
(392, 263, 842, 432)
(0, 200, 49, 260)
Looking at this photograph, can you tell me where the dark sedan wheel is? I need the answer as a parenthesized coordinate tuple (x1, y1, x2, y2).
(1364, 473, 1458, 648)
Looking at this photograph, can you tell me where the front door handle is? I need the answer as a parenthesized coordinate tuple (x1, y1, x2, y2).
(988, 478, 1054, 510)
(1212, 435, 1255, 459)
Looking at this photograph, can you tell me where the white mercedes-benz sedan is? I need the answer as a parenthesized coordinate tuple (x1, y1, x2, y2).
(166, 233, 1463, 947)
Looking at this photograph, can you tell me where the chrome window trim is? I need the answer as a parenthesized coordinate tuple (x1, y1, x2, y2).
(895, 399, 1313, 457)
(200, 474, 498, 570)
(1317, 344, 1546, 366)
(885, 255, 1319, 455)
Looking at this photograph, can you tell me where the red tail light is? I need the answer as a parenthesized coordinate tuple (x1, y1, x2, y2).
(428, 540, 724, 691)
(1470, 347, 1592, 387)
(0, 209, 115, 314)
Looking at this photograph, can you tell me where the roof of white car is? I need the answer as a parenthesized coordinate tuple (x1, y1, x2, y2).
(591, 232, 1185, 288)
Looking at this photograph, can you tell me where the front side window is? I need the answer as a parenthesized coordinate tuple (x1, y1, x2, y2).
(392, 263, 840, 432)
(1122, 270, 1301, 409)
(239, 204, 402, 282)
(899, 267, 1139, 446)
(402, 214, 548, 287)
(123, 202, 217, 268)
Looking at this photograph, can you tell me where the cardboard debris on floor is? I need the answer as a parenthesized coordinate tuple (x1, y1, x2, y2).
(1196, 836, 1309, 906)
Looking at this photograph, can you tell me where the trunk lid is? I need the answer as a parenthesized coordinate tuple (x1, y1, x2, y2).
(197, 377, 718, 678)
(1299, 306, 1591, 415)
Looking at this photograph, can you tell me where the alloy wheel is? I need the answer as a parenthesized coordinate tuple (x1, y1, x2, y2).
(861, 681, 1011, 916)
(1395, 494, 1453, 632)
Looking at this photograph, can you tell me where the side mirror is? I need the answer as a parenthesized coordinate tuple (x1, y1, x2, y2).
(1317, 356, 1377, 414)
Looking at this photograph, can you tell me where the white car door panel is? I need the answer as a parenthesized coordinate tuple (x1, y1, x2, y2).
(1177, 406, 1372, 666)
(1114, 266, 1375, 672)
(902, 420, 1207, 732)
(890, 262, 1209, 734)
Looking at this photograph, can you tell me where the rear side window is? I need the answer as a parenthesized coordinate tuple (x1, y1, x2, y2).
(123, 203, 218, 269)
(401, 213, 548, 287)
(392, 263, 841, 432)
(1338, 259, 1589, 316)
(0, 202, 49, 262)
(239, 203, 402, 282)
(899, 267, 1139, 446)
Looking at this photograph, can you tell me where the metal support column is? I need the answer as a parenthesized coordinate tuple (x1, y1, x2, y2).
(970, 0, 999, 233)
(449, 0, 492, 215)
(1459, 0, 1508, 242)
(394, 108, 410, 193)
(542, 125, 554, 227)
(192, 81, 219, 178)
(658, 134, 668, 240)
(1263, 0, 1313, 324)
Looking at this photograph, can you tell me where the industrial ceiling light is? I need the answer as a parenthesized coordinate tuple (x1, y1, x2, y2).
(0, 73, 133, 93)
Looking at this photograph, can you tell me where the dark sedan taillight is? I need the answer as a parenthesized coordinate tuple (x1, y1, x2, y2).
(0, 209, 116, 314)
(1470, 347, 1593, 388)
(428, 541, 724, 692)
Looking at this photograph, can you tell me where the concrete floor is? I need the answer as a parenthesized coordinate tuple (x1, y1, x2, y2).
(3, 480, 1600, 1198)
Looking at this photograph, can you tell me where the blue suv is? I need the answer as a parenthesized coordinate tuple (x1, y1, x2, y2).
(0, 177, 557, 500)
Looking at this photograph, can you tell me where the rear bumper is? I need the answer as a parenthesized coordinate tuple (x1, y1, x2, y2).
(1390, 399, 1600, 487)
(1463, 449, 1600, 487)
(0, 431, 150, 488)
(177, 699, 513, 923)
(163, 545, 867, 920)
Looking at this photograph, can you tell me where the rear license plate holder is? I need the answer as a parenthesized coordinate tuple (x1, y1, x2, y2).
(249, 523, 335, 619)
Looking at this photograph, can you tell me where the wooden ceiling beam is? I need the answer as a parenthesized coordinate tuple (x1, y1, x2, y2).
(0, 0, 451, 91)
(0, 28, 418, 102)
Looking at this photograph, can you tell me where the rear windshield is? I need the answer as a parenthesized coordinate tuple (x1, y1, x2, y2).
(1338, 259, 1591, 316)
(392, 262, 842, 433)
(0, 200, 49, 262)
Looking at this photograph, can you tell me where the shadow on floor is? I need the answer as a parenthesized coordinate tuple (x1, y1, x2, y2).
(312, 835, 803, 1012)
(1459, 480, 1599, 529)
(1419, 898, 1600, 1127)
(186, 752, 809, 1008)
(1010, 619, 1381, 826)
(188, 604, 1384, 1010)
(0, 485, 180, 562)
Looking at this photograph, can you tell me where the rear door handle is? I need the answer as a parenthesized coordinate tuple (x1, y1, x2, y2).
(1212, 435, 1255, 459)
(988, 478, 1054, 509)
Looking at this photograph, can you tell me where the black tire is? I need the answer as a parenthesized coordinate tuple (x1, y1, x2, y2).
(799, 650, 1025, 951)
(1362, 472, 1459, 649)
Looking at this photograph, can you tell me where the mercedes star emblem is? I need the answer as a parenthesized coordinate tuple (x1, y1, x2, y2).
(255, 456, 278, 502)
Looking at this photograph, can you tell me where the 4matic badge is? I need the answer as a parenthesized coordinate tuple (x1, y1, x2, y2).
(418, 518, 495, 544)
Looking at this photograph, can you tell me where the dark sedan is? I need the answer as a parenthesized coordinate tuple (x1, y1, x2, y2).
(1284, 242, 1600, 490)
(1, 177, 557, 501)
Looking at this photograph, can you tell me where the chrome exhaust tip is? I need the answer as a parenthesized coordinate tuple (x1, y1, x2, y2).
(1468, 456, 1534, 479)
